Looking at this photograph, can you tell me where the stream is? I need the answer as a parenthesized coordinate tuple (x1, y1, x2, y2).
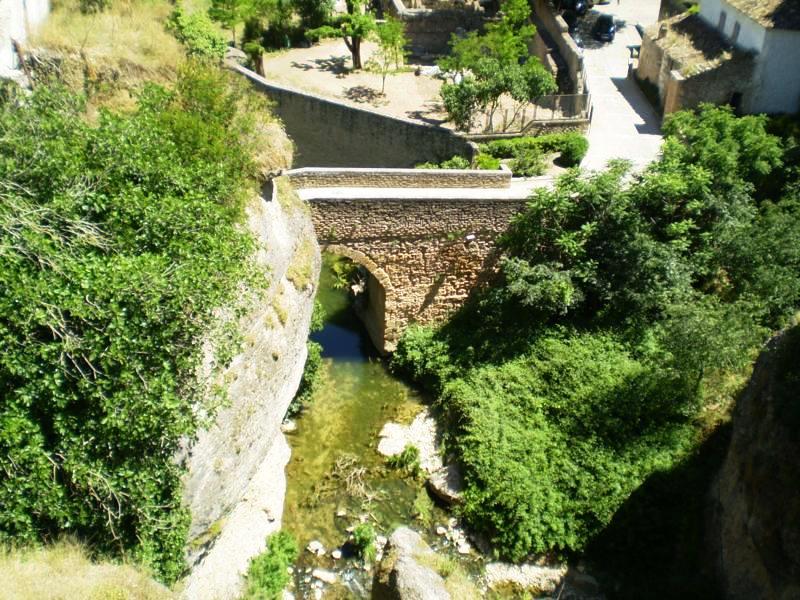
(281, 255, 474, 598)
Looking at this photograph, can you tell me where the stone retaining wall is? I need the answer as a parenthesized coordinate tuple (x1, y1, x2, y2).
(532, 0, 584, 93)
(235, 65, 475, 168)
(286, 165, 511, 189)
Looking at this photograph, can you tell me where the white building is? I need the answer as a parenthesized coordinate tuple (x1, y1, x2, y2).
(0, 0, 50, 80)
(638, 0, 800, 115)
(697, 0, 800, 114)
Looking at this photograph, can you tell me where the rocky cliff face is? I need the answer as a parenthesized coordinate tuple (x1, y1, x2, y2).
(710, 326, 800, 600)
(180, 181, 320, 600)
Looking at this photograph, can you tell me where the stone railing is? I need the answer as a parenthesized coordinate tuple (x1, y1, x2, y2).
(285, 165, 512, 189)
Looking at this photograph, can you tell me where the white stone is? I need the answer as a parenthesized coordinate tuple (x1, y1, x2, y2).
(436, 526, 447, 536)
(456, 540, 472, 555)
(307, 540, 325, 556)
(280, 420, 297, 433)
(376, 535, 388, 548)
(331, 549, 342, 560)
(312, 569, 337, 584)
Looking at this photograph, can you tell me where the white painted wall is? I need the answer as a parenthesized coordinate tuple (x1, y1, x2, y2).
(748, 28, 800, 114)
(699, 0, 766, 52)
(0, 0, 50, 77)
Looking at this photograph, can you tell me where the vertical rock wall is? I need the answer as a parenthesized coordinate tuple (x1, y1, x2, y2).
(180, 185, 321, 600)
(710, 327, 800, 600)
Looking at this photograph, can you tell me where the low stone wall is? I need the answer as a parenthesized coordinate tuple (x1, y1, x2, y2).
(384, 0, 485, 56)
(532, 0, 584, 93)
(286, 165, 511, 189)
(235, 65, 474, 168)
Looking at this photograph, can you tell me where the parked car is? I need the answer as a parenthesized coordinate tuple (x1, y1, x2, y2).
(592, 14, 616, 42)
(559, 0, 588, 17)
(563, 10, 579, 32)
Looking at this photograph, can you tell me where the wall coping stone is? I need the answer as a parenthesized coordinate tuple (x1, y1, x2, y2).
(285, 165, 512, 189)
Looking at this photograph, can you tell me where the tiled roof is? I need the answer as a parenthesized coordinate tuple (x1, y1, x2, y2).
(724, 0, 800, 30)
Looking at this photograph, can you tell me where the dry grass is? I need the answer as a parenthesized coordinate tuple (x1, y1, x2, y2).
(0, 540, 174, 600)
(33, 0, 184, 73)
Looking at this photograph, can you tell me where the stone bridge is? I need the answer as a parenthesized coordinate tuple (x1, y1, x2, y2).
(287, 167, 552, 352)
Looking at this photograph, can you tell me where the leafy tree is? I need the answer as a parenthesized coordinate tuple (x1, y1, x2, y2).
(373, 17, 408, 93)
(293, 0, 334, 28)
(437, 0, 555, 131)
(308, 0, 376, 70)
(169, 6, 228, 59)
(209, 0, 249, 43)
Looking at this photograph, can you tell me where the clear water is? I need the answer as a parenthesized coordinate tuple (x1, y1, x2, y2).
(282, 255, 437, 597)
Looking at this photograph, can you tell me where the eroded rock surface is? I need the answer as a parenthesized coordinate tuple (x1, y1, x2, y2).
(710, 328, 800, 600)
(372, 527, 451, 600)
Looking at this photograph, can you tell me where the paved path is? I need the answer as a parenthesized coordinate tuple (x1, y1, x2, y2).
(297, 176, 553, 201)
(578, 0, 663, 172)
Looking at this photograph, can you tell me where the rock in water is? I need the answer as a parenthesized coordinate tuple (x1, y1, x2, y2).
(373, 527, 451, 600)
(426, 464, 464, 506)
(485, 563, 567, 595)
(312, 569, 337, 584)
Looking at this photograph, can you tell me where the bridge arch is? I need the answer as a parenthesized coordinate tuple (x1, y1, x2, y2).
(323, 244, 399, 353)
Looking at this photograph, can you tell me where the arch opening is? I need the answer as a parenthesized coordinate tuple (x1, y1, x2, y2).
(323, 245, 394, 354)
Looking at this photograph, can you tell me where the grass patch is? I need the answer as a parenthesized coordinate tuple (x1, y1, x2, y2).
(286, 237, 317, 291)
(0, 540, 172, 600)
(416, 552, 481, 599)
(275, 176, 309, 214)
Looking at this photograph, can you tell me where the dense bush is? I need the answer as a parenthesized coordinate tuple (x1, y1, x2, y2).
(0, 62, 268, 582)
(509, 146, 546, 176)
(480, 132, 589, 166)
(168, 7, 227, 59)
(287, 301, 326, 417)
(243, 531, 298, 600)
(415, 156, 471, 170)
(394, 104, 800, 562)
(474, 153, 502, 170)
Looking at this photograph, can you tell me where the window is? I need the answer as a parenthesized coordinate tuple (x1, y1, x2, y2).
(731, 22, 741, 44)
(719, 10, 727, 31)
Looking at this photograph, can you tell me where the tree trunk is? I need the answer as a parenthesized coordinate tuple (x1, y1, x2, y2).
(351, 36, 362, 70)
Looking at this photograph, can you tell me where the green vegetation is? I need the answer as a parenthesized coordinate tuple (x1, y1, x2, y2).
(308, 0, 376, 69)
(438, 0, 556, 132)
(351, 523, 377, 562)
(288, 302, 325, 417)
(169, 5, 228, 59)
(509, 146, 546, 176)
(415, 156, 471, 170)
(479, 132, 589, 166)
(242, 531, 298, 600)
(393, 105, 800, 563)
(372, 17, 409, 93)
(386, 445, 421, 477)
(0, 61, 273, 582)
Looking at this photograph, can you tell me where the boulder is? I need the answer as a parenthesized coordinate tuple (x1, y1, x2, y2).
(426, 464, 463, 506)
(372, 527, 451, 600)
(484, 562, 567, 595)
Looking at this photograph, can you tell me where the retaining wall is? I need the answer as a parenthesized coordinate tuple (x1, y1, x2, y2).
(532, 0, 584, 93)
(385, 0, 486, 56)
(286, 165, 511, 189)
(236, 65, 474, 168)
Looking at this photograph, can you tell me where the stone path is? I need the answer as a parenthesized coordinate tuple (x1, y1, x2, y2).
(578, 0, 663, 172)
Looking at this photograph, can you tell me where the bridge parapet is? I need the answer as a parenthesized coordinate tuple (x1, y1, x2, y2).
(285, 165, 511, 190)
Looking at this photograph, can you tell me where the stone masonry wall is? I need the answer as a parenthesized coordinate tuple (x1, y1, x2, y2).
(531, 0, 584, 93)
(308, 196, 529, 351)
(384, 0, 486, 57)
(236, 65, 475, 168)
(286, 166, 511, 189)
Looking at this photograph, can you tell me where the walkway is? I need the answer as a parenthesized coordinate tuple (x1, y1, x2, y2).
(579, 0, 663, 172)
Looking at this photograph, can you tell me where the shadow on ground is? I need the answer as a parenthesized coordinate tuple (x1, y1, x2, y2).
(585, 424, 730, 600)
(291, 55, 350, 77)
(343, 85, 386, 105)
(609, 76, 662, 134)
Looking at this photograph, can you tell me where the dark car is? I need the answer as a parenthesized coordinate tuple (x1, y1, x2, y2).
(559, 0, 588, 17)
(592, 14, 616, 42)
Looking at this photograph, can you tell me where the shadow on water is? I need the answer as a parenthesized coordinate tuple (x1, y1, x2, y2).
(585, 424, 731, 599)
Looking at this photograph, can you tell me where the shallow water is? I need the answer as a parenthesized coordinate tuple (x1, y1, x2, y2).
(282, 255, 437, 597)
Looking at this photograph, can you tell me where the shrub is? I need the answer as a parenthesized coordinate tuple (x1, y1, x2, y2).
(243, 531, 298, 600)
(415, 155, 471, 169)
(387, 444, 421, 476)
(79, 0, 110, 13)
(475, 153, 502, 170)
(479, 132, 588, 166)
(0, 62, 267, 582)
(558, 133, 589, 166)
(510, 146, 546, 176)
(168, 7, 227, 60)
(351, 523, 377, 562)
